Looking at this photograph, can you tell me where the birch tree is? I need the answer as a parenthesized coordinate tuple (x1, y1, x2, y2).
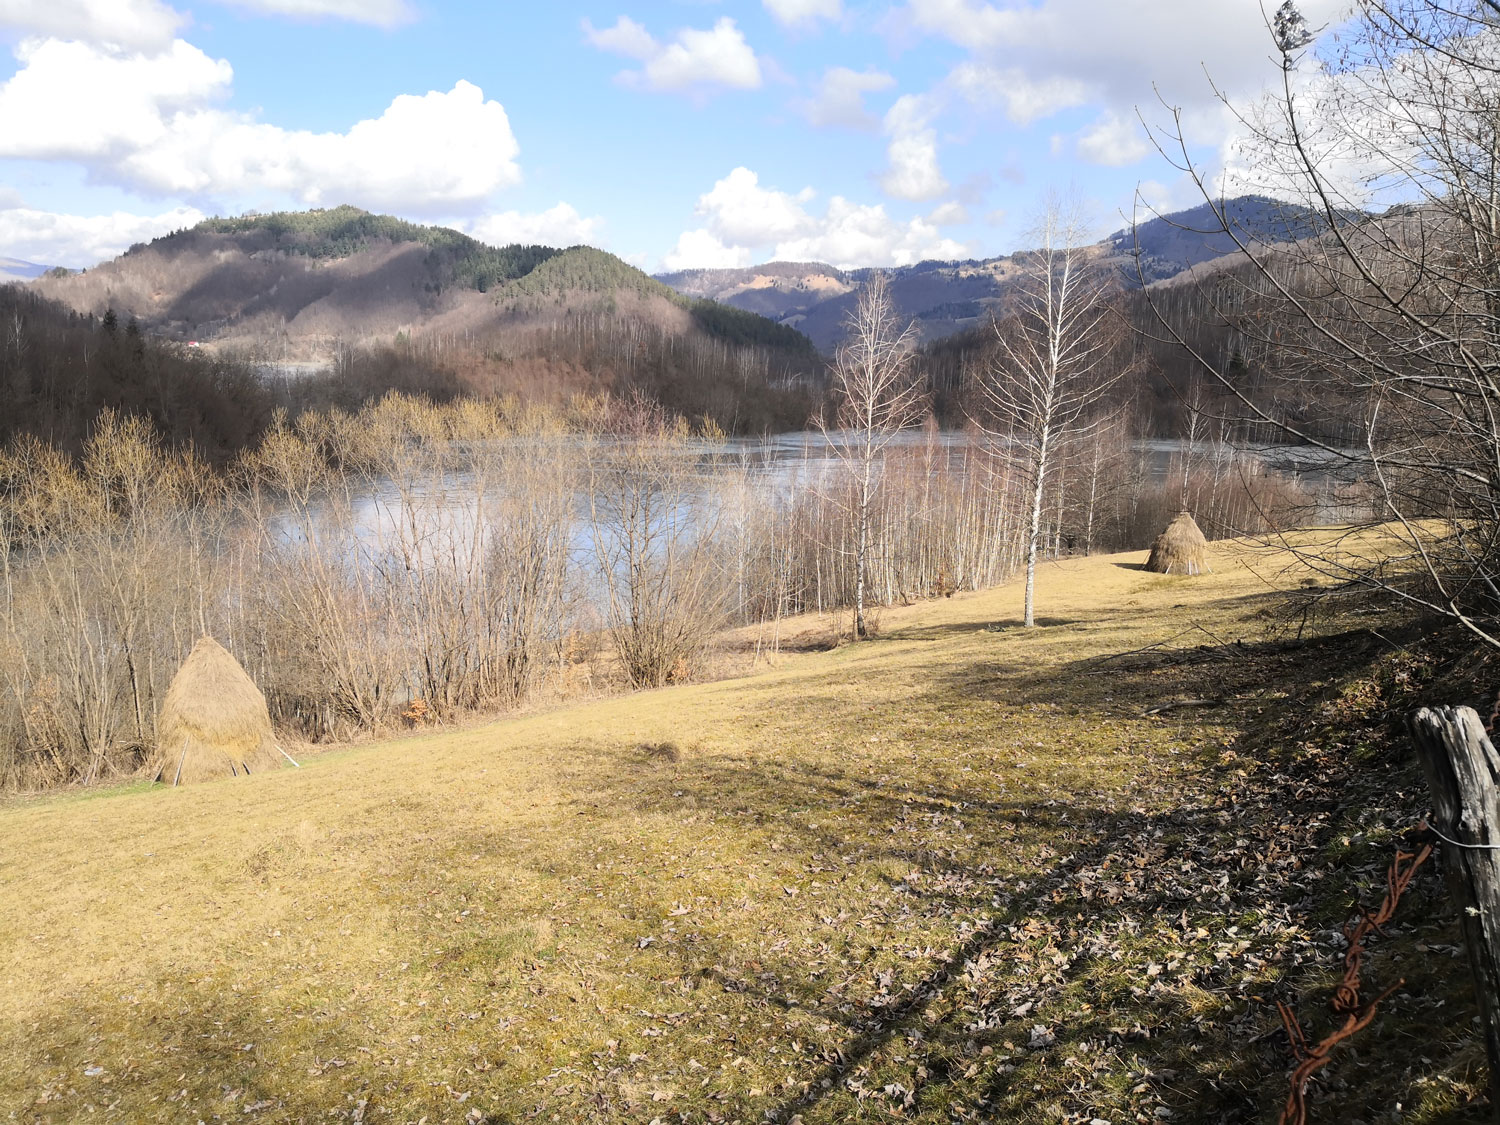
(820, 273, 928, 639)
(976, 201, 1123, 628)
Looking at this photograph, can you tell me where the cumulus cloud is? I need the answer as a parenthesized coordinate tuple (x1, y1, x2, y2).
(0, 39, 522, 213)
(695, 167, 815, 244)
(0, 0, 185, 50)
(583, 15, 761, 93)
(880, 93, 948, 201)
(798, 66, 894, 130)
(774, 198, 967, 267)
(667, 166, 970, 269)
(662, 229, 754, 271)
(0, 202, 204, 266)
(466, 202, 603, 248)
(0, 37, 232, 161)
(212, 0, 414, 26)
(762, 0, 841, 28)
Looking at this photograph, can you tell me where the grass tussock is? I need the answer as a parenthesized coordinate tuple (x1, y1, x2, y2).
(0, 533, 1487, 1123)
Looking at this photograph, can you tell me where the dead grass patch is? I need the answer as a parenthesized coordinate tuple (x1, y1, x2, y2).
(0, 534, 1487, 1123)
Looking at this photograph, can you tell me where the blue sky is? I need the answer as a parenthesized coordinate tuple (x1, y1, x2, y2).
(0, 0, 1351, 270)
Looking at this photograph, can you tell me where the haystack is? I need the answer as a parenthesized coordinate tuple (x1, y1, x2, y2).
(151, 636, 289, 785)
(1146, 510, 1211, 576)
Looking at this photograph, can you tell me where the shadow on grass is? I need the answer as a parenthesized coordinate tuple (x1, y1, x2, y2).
(587, 622, 1483, 1124)
(15, 609, 1487, 1124)
(885, 617, 1087, 642)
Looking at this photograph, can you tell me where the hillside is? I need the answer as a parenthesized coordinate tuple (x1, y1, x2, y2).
(28, 206, 818, 366)
(655, 261, 857, 324)
(655, 195, 1339, 352)
(16, 207, 819, 433)
(0, 537, 1482, 1123)
(1105, 195, 1346, 285)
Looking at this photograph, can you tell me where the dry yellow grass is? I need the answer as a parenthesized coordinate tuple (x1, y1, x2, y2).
(0, 534, 1479, 1123)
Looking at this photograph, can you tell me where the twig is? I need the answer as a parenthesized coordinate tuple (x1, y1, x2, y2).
(1277, 843, 1432, 1125)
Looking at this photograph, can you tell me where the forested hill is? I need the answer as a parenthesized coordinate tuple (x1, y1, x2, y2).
(13, 207, 821, 443)
(194, 205, 562, 293)
(27, 206, 818, 365)
(1106, 195, 1348, 285)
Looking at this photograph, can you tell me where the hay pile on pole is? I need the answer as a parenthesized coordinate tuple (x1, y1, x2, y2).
(151, 636, 290, 785)
(1146, 510, 1211, 576)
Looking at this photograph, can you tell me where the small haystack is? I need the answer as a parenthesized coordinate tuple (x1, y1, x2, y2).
(1146, 510, 1211, 576)
(151, 636, 290, 785)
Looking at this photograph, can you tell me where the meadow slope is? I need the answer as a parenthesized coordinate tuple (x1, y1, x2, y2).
(0, 539, 1485, 1124)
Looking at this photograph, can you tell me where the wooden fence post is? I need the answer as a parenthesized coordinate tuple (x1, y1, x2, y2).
(1408, 704, 1500, 1120)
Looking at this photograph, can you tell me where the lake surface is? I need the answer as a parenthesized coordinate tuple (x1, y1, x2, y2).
(274, 430, 1374, 558)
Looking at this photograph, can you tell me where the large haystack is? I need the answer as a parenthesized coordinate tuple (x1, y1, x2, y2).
(1146, 510, 1211, 576)
(152, 636, 286, 785)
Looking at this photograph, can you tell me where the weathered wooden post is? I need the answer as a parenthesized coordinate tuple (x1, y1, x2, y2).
(1408, 704, 1500, 1120)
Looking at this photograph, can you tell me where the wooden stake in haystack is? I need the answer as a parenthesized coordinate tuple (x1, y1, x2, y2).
(1146, 510, 1211, 576)
(150, 636, 297, 785)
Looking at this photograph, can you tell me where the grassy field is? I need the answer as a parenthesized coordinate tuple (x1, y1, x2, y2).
(0, 537, 1488, 1124)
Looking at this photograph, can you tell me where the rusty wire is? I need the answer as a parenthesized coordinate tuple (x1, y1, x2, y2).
(1275, 842, 1433, 1125)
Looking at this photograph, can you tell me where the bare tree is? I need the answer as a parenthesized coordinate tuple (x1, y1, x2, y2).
(974, 200, 1124, 627)
(819, 273, 928, 639)
(584, 395, 732, 687)
(1144, 0, 1500, 646)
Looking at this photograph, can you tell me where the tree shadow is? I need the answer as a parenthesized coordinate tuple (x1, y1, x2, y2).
(590, 621, 1483, 1123)
(15, 610, 1486, 1124)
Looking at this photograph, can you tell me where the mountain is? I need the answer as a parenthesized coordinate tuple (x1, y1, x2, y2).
(0, 256, 50, 282)
(29, 205, 816, 364)
(1105, 194, 1342, 285)
(21, 206, 819, 435)
(655, 195, 1340, 352)
(657, 258, 1022, 353)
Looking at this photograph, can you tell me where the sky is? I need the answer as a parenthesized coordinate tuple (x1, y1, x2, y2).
(0, 0, 1352, 271)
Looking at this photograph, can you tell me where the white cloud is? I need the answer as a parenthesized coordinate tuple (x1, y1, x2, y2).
(212, 0, 414, 26)
(670, 166, 971, 270)
(0, 202, 204, 266)
(695, 166, 815, 245)
(880, 93, 947, 201)
(949, 62, 1088, 126)
(0, 40, 522, 213)
(583, 15, 762, 93)
(927, 201, 968, 225)
(0, 37, 232, 161)
(905, 0, 1351, 189)
(907, 0, 1345, 90)
(798, 66, 894, 130)
(662, 228, 753, 270)
(126, 80, 521, 211)
(762, 0, 841, 29)
(773, 197, 968, 267)
(1075, 109, 1149, 167)
(467, 203, 603, 248)
(0, 0, 185, 50)
(581, 14, 655, 58)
